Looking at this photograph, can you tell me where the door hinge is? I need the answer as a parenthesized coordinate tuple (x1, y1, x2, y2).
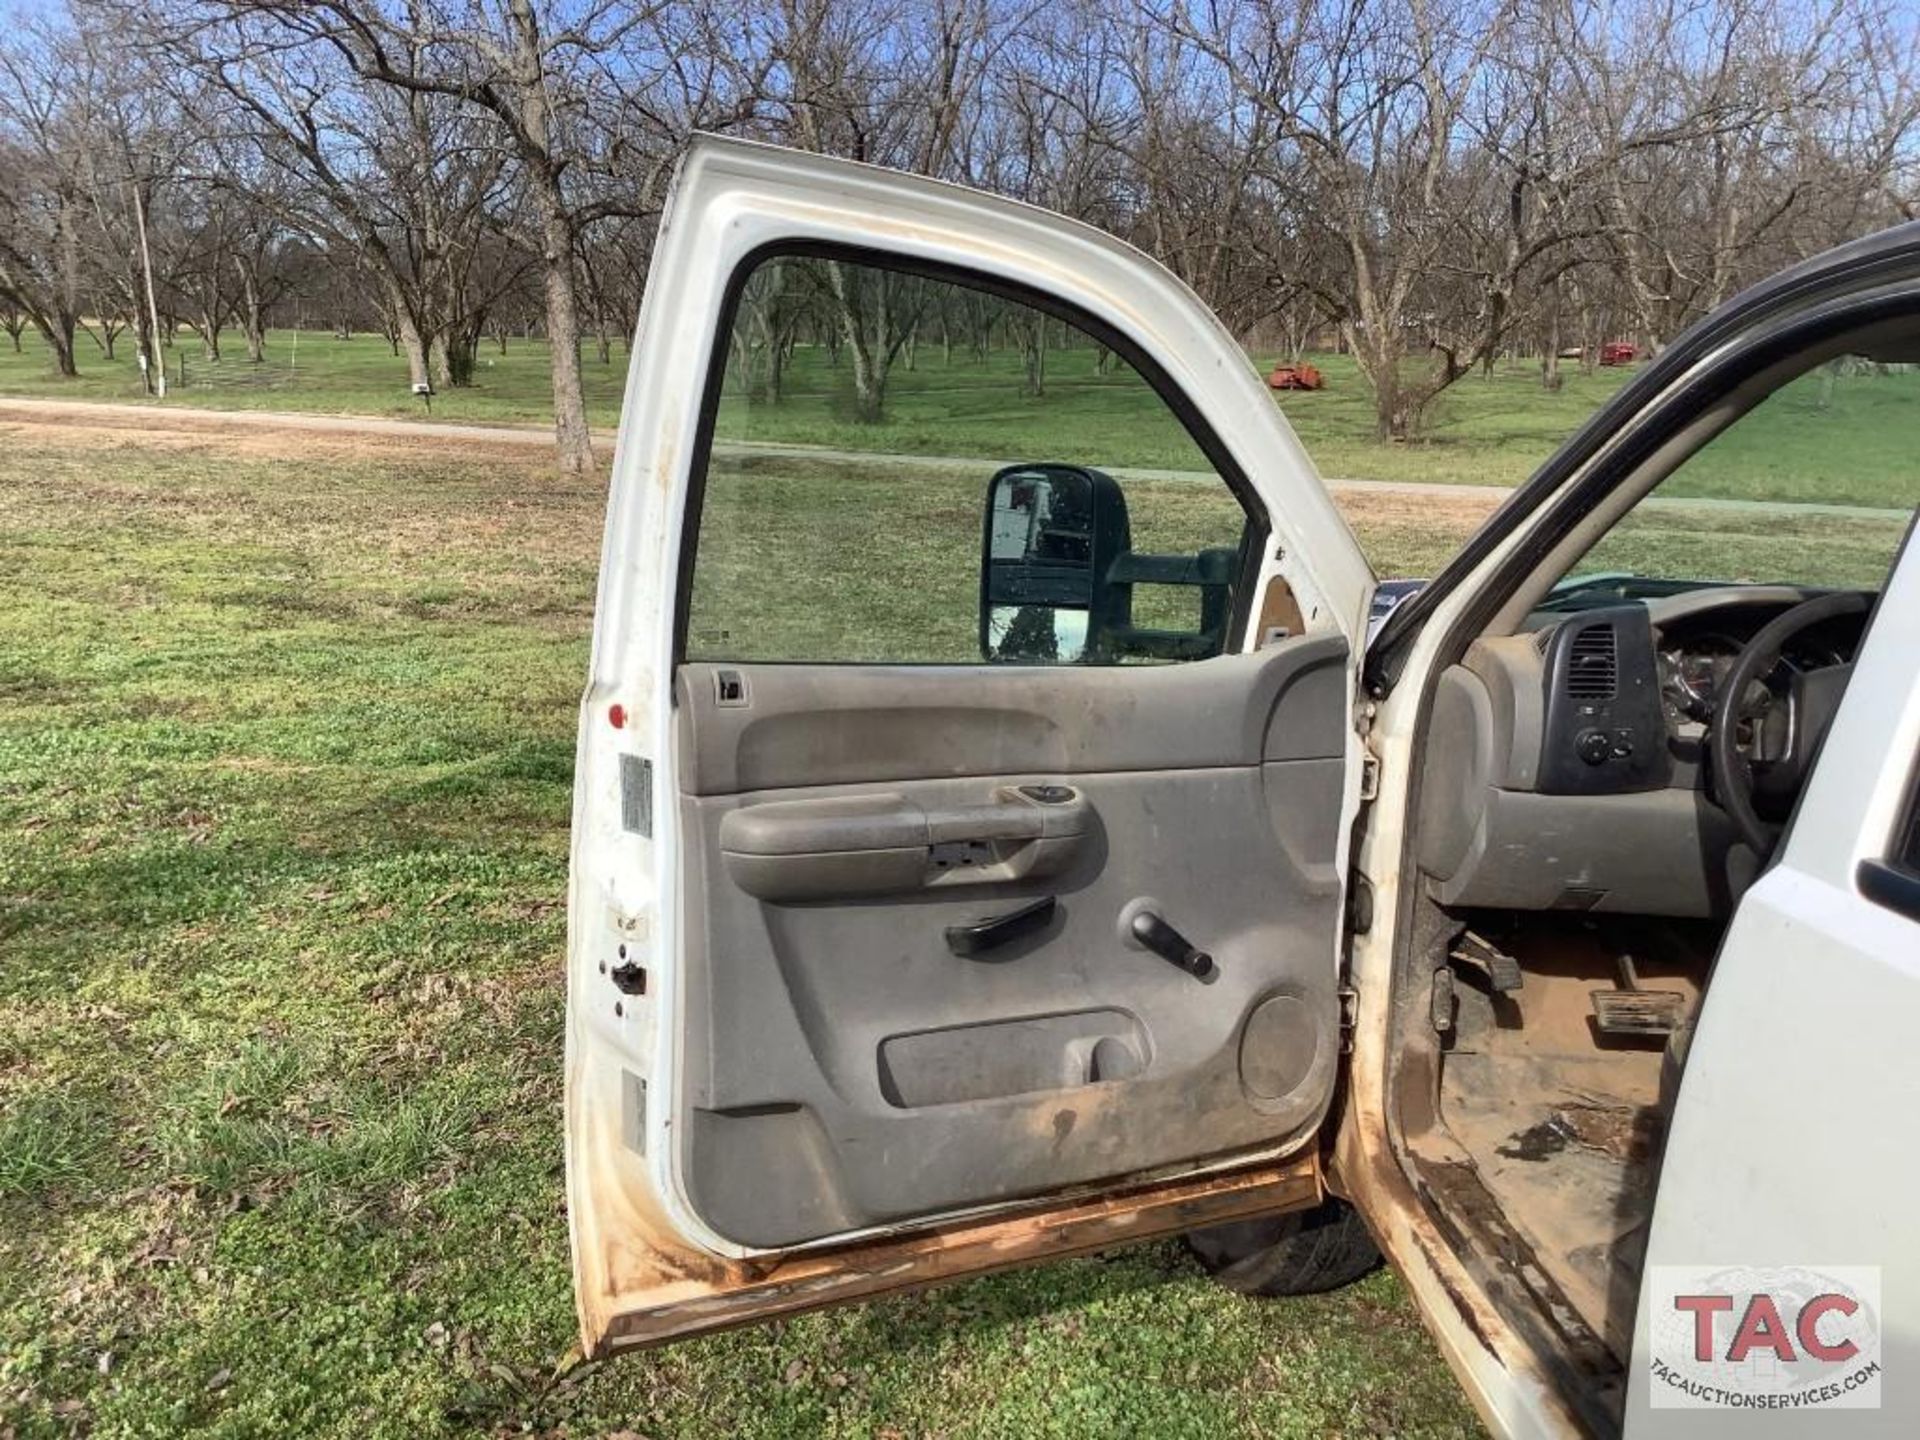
(1359, 755, 1381, 802)
(1337, 985, 1359, 1053)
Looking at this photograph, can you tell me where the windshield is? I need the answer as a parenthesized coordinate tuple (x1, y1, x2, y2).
(1552, 357, 1918, 602)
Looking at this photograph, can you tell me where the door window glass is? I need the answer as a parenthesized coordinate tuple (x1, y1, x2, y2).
(683, 252, 1254, 665)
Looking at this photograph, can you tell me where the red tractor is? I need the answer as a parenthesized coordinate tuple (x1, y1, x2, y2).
(1266, 362, 1325, 391)
(1599, 341, 1639, 366)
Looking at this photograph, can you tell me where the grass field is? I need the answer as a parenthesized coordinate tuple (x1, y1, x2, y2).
(0, 328, 1636, 487)
(7, 329, 1920, 509)
(0, 416, 1495, 1439)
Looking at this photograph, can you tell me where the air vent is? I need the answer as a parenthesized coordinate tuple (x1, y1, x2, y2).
(1565, 625, 1618, 700)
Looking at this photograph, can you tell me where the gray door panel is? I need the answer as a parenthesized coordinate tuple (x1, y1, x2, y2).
(676, 641, 1349, 794)
(672, 637, 1349, 1247)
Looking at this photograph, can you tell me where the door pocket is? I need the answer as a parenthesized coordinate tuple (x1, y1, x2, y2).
(877, 1010, 1148, 1108)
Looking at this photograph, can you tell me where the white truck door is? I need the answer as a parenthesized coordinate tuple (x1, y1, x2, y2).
(1628, 523, 1920, 1432)
(566, 135, 1375, 1357)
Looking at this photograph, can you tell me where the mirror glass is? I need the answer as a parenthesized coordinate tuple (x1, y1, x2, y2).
(982, 466, 1122, 662)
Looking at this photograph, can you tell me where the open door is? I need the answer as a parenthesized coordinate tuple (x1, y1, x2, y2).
(567, 135, 1373, 1355)
(1626, 532, 1920, 1430)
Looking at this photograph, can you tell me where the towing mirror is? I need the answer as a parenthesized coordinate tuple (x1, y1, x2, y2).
(979, 464, 1129, 663)
(978, 463, 1240, 664)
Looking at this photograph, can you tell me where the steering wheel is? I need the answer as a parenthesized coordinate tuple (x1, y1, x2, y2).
(1709, 591, 1870, 855)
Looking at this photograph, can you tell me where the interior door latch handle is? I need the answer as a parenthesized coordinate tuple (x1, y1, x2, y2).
(945, 896, 1056, 957)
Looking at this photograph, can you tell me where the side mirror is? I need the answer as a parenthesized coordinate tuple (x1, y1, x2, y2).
(978, 463, 1242, 664)
(979, 464, 1130, 662)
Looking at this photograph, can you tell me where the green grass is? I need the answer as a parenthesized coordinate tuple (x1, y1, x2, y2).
(0, 328, 628, 427)
(0, 325, 1631, 491)
(1627, 360, 1920, 510)
(1, 400, 1905, 1435)
(0, 430, 1488, 1438)
(1, 324, 1640, 487)
(688, 453, 1250, 662)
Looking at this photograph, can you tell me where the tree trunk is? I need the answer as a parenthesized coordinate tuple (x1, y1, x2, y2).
(826, 261, 891, 422)
(1541, 282, 1563, 392)
(242, 277, 267, 363)
(1345, 319, 1415, 441)
(445, 325, 479, 387)
(1018, 319, 1045, 397)
(40, 317, 78, 377)
(396, 310, 430, 390)
(133, 308, 155, 394)
(844, 324, 883, 421)
(537, 205, 594, 472)
(503, 0, 594, 475)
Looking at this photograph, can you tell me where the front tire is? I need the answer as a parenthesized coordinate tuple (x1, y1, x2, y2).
(1187, 1196, 1382, 1296)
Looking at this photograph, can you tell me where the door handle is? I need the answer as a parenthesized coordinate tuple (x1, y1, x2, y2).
(721, 787, 1091, 901)
(945, 896, 1057, 957)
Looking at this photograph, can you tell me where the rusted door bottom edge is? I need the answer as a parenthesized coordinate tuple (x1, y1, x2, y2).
(599, 1152, 1324, 1352)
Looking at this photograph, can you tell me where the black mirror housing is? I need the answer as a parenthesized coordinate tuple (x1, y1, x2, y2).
(979, 464, 1131, 663)
(978, 463, 1239, 664)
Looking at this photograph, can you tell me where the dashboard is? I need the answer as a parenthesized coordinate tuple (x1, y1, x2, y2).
(1657, 610, 1856, 724)
(1415, 584, 1870, 919)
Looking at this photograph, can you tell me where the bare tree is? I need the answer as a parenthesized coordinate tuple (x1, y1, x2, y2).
(216, 0, 650, 472)
(0, 21, 93, 376)
(14, 0, 1915, 450)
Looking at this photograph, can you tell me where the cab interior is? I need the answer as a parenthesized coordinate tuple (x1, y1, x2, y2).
(1381, 324, 1916, 1422)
